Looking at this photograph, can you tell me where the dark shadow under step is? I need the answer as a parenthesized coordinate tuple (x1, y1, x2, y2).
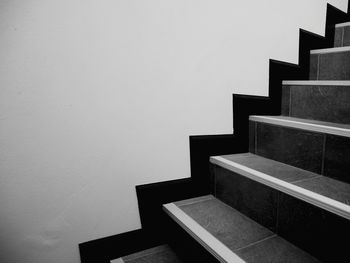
(164, 196, 319, 263)
(111, 245, 183, 263)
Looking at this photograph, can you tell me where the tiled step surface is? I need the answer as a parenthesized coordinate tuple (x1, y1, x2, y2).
(111, 245, 183, 263)
(249, 115, 350, 183)
(210, 153, 350, 220)
(209, 157, 350, 262)
(309, 47, 350, 80)
(163, 195, 319, 263)
(334, 22, 350, 47)
(281, 81, 350, 124)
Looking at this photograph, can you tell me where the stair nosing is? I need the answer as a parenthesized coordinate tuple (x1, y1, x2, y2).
(210, 156, 350, 220)
(110, 258, 124, 263)
(282, 80, 350, 86)
(335, 21, 350, 28)
(249, 115, 350, 138)
(163, 201, 246, 263)
(310, 46, 350, 54)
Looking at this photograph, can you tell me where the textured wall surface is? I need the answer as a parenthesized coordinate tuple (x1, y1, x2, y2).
(0, 0, 347, 262)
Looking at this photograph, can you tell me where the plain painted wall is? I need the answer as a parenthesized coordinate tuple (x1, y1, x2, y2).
(0, 0, 347, 262)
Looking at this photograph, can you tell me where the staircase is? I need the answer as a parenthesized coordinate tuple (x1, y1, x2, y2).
(74, 5, 350, 263)
(109, 20, 350, 263)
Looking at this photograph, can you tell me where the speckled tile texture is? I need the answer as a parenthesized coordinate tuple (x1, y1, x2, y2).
(214, 164, 278, 231)
(176, 197, 274, 251)
(255, 122, 324, 173)
(173, 196, 321, 262)
(236, 236, 320, 263)
(309, 51, 350, 80)
(282, 85, 350, 124)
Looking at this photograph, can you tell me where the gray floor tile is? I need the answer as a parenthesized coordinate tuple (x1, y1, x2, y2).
(177, 198, 274, 251)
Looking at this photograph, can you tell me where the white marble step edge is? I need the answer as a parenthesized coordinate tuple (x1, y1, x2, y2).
(110, 258, 124, 263)
(210, 156, 350, 220)
(163, 202, 246, 263)
(310, 45, 350, 54)
(335, 22, 350, 28)
(249, 115, 350, 138)
(282, 80, 350, 86)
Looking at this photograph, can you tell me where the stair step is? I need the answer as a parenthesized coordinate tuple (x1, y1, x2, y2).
(250, 115, 350, 137)
(334, 22, 350, 47)
(249, 115, 350, 182)
(210, 153, 350, 220)
(111, 245, 183, 263)
(163, 196, 319, 263)
(309, 46, 350, 80)
(249, 115, 350, 137)
(209, 156, 350, 262)
(281, 81, 350, 124)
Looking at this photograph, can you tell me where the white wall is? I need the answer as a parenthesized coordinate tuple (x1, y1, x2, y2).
(0, 0, 347, 262)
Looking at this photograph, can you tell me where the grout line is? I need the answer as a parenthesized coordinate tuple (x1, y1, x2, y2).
(289, 86, 292, 117)
(342, 27, 345, 47)
(235, 235, 277, 252)
(214, 166, 217, 196)
(321, 134, 327, 175)
(316, 54, 320, 80)
(254, 122, 257, 153)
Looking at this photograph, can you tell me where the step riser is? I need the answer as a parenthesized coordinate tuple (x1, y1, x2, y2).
(249, 121, 350, 183)
(211, 164, 350, 262)
(334, 26, 350, 47)
(281, 85, 350, 124)
(309, 51, 350, 80)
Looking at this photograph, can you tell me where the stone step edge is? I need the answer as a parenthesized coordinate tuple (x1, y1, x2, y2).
(282, 80, 350, 86)
(335, 21, 350, 28)
(111, 258, 124, 263)
(110, 245, 170, 263)
(310, 45, 350, 54)
(163, 202, 246, 263)
(210, 156, 350, 220)
(249, 115, 350, 138)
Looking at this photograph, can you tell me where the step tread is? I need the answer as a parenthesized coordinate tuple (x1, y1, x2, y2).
(250, 115, 350, 137)
(111, 245, 183, 263)
(295, 176, 350, 206)
(164, 196, 319, 263)
(219, 153, 318, 183)
(211, 153, 350, 219)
